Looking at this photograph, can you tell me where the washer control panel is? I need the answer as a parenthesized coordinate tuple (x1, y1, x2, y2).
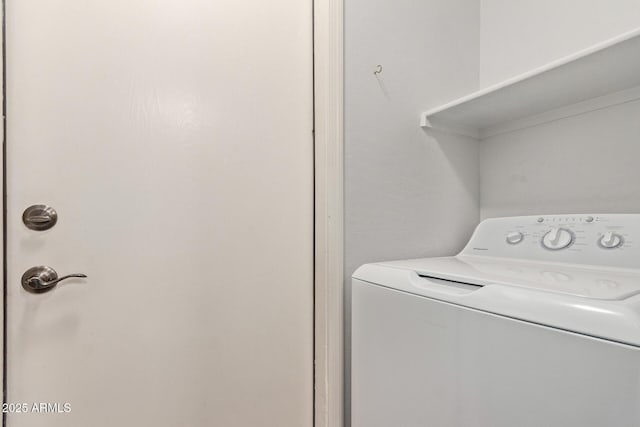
(462, 214, 639, 269)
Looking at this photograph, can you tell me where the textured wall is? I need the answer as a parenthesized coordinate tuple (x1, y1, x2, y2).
(479, 1, 640, 219)
(344, 0, 481, 424)
(481, 101, 640, 219)
(480, 0, 640, 86)
(346, 1, 640, 424)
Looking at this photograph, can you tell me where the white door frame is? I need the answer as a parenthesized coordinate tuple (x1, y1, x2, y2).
(0, 0, 344, 425)
(1, 2, 5, 420)
(313, 0, 344, 426)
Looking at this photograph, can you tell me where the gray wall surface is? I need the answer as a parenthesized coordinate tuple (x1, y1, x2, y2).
(479, 1, 640, 218)
(344, 0, 481, 424)
(480, 99, 640, 219)
(479, 0, 640, 86)
(346, 1, 640, 425)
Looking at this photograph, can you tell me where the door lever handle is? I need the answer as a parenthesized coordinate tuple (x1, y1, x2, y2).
(28, 273, 87, 289)
(22, 266, 87, 294)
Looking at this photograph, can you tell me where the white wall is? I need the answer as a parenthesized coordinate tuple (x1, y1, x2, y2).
(344, 0, 481, 424)
(347, 1, 640, 423)
(481, 101, 640, 218)
(480, 0, 640, 86)
(479, 1, 640, 219)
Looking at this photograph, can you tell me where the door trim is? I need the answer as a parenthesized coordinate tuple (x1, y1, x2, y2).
(313, 0, 344, 426)
(1, 0, 5, 422)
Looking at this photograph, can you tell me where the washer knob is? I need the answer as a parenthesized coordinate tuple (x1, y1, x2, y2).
(598, 232, 623, 249)
(505, 231, 524, 245)
(542, 227, 573, 250)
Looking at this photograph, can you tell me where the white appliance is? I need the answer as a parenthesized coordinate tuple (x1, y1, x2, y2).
(352, 214, 640, 427)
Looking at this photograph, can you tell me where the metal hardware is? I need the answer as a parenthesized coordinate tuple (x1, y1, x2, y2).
(22, 205, 58, 231)
(373, 64, 382, 75)
(21, 266, 87, 294)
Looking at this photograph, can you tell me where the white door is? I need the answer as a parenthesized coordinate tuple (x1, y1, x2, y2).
(5, 1, 314, 426)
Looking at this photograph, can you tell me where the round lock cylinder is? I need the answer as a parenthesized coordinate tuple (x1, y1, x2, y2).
(22, 205, 58, 231)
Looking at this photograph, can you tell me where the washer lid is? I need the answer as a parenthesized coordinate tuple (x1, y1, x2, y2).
(353, 259, 640, 347)
(376, 255, 640, 301)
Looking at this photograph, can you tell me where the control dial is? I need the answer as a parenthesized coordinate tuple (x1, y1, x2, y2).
(505, 231, 524, 245)
(542, 227, 573, 250)
(598, 232, 623, 249)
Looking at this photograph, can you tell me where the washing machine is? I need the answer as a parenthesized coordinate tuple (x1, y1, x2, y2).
(352, 214, 640, 427)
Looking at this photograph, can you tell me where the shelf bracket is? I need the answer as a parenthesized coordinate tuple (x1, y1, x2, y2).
(420, 114, 481, 139)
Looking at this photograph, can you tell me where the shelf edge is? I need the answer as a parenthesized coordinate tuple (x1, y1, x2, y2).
(421, 85, 640, 140)
(422, 26, 640, 118)
(480, 85, 640, 139)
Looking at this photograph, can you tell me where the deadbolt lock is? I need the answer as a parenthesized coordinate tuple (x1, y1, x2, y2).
(22, 204, 58, 231)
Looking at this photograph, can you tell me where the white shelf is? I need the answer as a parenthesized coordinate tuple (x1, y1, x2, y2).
(421, 28, 640, 139)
